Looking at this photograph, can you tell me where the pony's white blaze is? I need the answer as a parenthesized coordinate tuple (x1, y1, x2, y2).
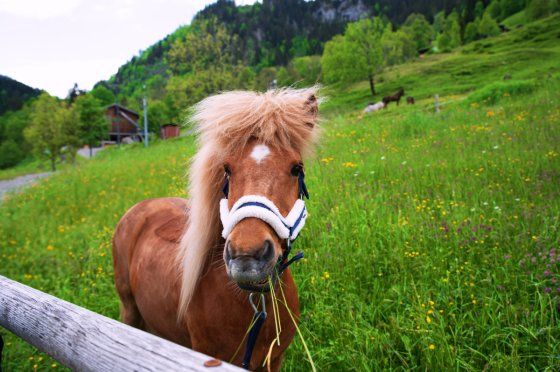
(250, 144, 270, 164)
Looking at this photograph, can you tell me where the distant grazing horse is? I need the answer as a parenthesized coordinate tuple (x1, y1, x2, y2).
(406, 96, 415, 104)
(383, 88, 405, 106)
(112, 87, 321, 371)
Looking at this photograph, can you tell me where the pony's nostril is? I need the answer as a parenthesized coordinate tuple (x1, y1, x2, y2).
(224, 241, 233, 263)
(257, 239, 275, 262)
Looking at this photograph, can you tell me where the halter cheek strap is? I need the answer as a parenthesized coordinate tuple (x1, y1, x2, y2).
(220, 195, 308, 242)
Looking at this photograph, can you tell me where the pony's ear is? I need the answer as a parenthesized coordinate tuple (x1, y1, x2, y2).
(304, 94, 319, 128)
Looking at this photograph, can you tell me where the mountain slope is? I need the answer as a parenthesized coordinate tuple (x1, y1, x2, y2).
(105, 0, 482, 101)
(0, 75, 41, 115)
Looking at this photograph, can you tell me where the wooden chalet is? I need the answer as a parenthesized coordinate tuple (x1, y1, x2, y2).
(160, 123, 180, 140)
(105, 104, 142, 144)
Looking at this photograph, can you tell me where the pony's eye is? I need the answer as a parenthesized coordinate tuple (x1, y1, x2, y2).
(224, 165, 231, 176)
(290, 164, 303, 177)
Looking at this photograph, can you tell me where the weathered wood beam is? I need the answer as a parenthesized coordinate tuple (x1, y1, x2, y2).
(0, 275, 241, 371)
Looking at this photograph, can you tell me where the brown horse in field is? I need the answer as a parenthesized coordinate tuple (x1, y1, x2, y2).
(112, 87, 321, 371)
(382, 87, 405, 107)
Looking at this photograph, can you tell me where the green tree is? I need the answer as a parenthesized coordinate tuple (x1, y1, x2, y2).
(321, 17, 393, 96)
(167, 17, 238, 75)
(275, 66, 293, 87)
(66, 83, 85, 104)
(321, 35, 364, 85)
(486, 0, 503, 20)
(381, 26, 405, 66)
(436, 12, 462, 51)
(464, 20, 480, 42)
(146, 100, 172, 134)
(474, 1, 485, 19)
(0, 104, 32, 157)
(164, 65, 241, 115)
(402, 13, 433, 51)
(255, 67, 277, 91)
(74, 94, 107, 157)
(433, 11, 446, 34)
(146, 75, 168, 101)
(0, 140, 23, 169)
(62, 105, 80, 166)
(344, 17, 387, 96)
(24, 93, 74, 171)
(235, 67, 256, 90)
(526, 0, 558, 20)
(436, 31, 452, 52)
(478, 11, 501, 37)
(381, 26, 418, 66)
(289, 35, 312, 57)
(165, 75, 203, 115)
(446, 12, 462, 48)
(500, 0, 526, 19)
(90, 85, 116, 106)
(288, 56, 321, 85)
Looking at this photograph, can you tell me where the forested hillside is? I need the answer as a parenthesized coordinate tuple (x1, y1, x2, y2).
(1, 0, 557, 172)
(0, 75, 41, 116)
(106, 0, 508, 106)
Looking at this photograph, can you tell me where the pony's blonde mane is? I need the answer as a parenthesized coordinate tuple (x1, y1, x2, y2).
(177, 86, 321, 317)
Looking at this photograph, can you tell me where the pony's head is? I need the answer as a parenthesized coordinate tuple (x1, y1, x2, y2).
(220, 138, 307, 291)
(178, 87, 321, 313)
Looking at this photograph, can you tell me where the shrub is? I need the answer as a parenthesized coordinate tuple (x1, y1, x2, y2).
(0, 140, 23, 169)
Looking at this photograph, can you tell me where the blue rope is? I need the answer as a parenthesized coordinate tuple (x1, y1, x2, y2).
(222, 177, 229, 198)
(298, 171, 309, 199)
(241, 245, 304, 370)
(237, 202, 291, 230)
(278, 251, 304, 274)
(242, 311, 267, 369)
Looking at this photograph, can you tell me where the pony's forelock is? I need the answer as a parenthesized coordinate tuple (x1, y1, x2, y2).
(177, 87, 322, 317)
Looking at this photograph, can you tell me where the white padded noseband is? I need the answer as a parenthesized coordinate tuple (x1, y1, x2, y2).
(220, 195, 308, 241)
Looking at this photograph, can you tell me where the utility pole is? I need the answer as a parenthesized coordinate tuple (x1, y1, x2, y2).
(116, 99, 121, 146)
(143, 85, 148, 147)
(109, 83, 121, 146)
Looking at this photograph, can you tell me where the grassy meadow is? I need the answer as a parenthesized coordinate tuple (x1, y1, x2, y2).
(1, 14, 560, 371)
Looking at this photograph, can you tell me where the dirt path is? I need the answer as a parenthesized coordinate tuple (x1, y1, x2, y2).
(0, 172, 51, 200)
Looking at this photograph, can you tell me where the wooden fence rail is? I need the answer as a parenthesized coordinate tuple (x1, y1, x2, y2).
(0, 275, 242, 371)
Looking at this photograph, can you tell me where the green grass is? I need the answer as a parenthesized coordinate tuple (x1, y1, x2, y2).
(0, 158, 50, 181)
(324, 13, 560, 114)
(0, 152, 93, 181)
(1, 14, 560, 372)
(502, 10, 527, 29)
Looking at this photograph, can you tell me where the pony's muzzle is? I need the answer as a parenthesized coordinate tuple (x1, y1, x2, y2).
(224, 238, 277, 291)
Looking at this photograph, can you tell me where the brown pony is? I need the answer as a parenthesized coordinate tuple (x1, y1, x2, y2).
(382, 87, 405, 107)
(112, 87, 321, 371)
